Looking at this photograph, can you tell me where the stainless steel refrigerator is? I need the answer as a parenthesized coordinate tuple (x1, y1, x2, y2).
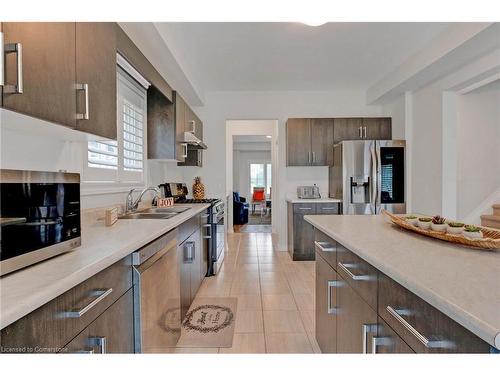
(329, 140, 406, 214)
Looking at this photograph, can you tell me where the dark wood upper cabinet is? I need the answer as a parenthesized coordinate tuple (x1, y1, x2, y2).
(311, 118, 334, 166)
(333, 118, 363, 141)
(286, 118, 311, 166)
(174, 91, 187, 162)
(147, 86, 176, 160)
(2, 22, 77, 128)
(75, 23, 117, 139)
(363, 118, 392, 140)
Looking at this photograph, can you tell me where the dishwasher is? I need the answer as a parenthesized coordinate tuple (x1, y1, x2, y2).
(132, 229, 180, 353)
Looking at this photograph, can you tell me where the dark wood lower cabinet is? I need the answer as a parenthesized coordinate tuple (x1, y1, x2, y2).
(315, 252, 338, 353)
(337, 279, 378, 353)
(314, 228, 493, 354)
(373, 319, 414, 353)
(62, 288, 134, 354)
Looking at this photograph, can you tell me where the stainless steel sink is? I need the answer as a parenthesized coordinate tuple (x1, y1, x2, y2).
(119, 212, 178, 220)
(118, 206, 190, 220)
(141, 207, 190, 214)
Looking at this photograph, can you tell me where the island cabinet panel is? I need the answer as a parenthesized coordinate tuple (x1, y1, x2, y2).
(378, 273, 491, 353)
(373, 318, 415, 354)
(289, 203, 316, 260)
(336, 243, 378, 310)
(315, 251, 338, 353)
(62, 288, 134, 354)
(75, 22, 117, 139)
(0, 256, 133, 353)
(2, 22, 77, 128)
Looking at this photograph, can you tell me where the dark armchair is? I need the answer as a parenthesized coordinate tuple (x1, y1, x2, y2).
(233, 192, 249, 225)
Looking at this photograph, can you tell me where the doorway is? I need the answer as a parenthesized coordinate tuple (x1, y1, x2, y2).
(233, 135, 272, 232)
(225, 120, 279, 234)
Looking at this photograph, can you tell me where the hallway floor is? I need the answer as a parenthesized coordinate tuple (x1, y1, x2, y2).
(173, 232, 319, 353)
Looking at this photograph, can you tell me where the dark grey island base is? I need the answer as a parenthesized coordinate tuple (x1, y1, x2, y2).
(307, 215, 499, 354)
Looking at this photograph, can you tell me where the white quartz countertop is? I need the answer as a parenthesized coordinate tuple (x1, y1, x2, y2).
(0, 203, 210, 329)
(286, 197, 342, 204)
(304, 214, 500, 349)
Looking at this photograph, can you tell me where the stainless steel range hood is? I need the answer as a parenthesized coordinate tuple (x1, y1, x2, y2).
(182, 132, 207, 150)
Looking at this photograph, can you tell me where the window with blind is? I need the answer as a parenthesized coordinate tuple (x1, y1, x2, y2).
(83, 68, 147, 184)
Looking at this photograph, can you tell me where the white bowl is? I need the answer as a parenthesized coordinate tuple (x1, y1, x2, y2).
(431, 223, 448, 232)
(447, 226, 464, 235)
(405, 217, 418, 226)
(418, 220, 432, 230)
(463, 230, 483, 239)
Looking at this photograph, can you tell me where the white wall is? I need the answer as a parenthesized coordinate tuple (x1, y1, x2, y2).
(380, 50, 500, 220)
(457, 79, 500, 220)
(181, 90, 383, 250)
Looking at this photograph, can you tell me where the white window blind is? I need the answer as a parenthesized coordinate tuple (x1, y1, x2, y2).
(83, 67, 147, 184)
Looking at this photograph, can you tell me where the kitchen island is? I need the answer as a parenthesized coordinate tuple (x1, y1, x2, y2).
(305, 214, 500, 353)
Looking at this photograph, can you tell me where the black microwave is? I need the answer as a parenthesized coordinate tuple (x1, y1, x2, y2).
(0, 169, 81, 276)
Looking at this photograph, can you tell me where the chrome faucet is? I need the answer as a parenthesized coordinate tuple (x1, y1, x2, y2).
(126, 187, 160, 213)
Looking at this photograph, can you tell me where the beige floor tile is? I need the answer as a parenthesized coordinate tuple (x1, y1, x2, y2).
(171, 347, 220, 353)
(263, 310, 305, 333)
(306, 331, 321, 354)
(219, 333, 266, 354)
(299, 310, 315, 333)
(258, 263, 287, 272)
(262, 294, 297, 311)
(235, 310, 264, 333)
(235, 263, 260, 271)
(235, 294, 262, 311)
(293, 293, 315, 311)
(259, 271, 287, 282)
(260, 282, 291, 295)
(258, 256, 278, 264)
(230, 282, 260, 295)
(265, 333, 313, 353)
(237, 256, 259, 264)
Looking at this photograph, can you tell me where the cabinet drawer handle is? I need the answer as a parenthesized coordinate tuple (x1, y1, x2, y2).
(63, 288, 113, 318)
(88, 336, 106, 354)
(76, 83, 89, 120)
(386, 306, 454, 349)
(371, 336, 393, 354)
(337, 262, 371, 281)
(321, 207, 336, 210)
(315, 241, 335, 253)
(298, 207, 312, 210)
(327, 280, 339, 314)
(4, 42, 23, 94)
(362, 323, 377, 354)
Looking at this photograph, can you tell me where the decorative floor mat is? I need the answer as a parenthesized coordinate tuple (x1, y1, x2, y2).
(176, 297, 237, 348)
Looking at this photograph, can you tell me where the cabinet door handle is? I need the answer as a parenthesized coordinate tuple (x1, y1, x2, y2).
(386, 306, 454, 349)
(358, 126, 362, 138)
(327, 280, 338, 314)
(337, 262, 371, 281)
(202, 224, 212, 239)
(88, 336, 106, 354)
(363, 126, 367, 139)
(307, 151, 311, 164)
(312, 152, 316, 163)
(362, 323, 377, 354)
(3, 42, 23, 94)
(371, 336, 392, 354)
(63, 288, 113, 318)
(184, 241, 195, 263)
(76, 83, 89, 120)
(314, 241, 335, 253)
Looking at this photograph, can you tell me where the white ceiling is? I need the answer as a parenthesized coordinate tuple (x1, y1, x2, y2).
(154, 22, 451, 92)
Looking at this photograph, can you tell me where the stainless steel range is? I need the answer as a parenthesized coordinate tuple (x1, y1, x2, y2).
(159, 183, 225, 276)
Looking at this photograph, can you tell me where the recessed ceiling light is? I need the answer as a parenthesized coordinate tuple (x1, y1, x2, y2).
(301, 20, 327, 27)
(266, 135, 272, 139)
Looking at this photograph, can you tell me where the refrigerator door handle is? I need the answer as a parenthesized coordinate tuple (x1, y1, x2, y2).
(370, 143, 378, 214)
(376, 144, 382, 213)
